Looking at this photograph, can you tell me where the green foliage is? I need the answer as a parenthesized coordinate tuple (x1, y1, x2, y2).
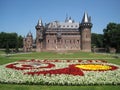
(92, 33, 104, 48)
(0, 32, 23, 52)
(0, 32, 17, 48)
(103, 23, 120, 52)
(5, 42, 10, 54)
(18, 35, 23, 48)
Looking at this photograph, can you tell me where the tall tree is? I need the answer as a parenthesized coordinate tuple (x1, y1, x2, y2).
(5, 41, 10, 54)
(103, 23, 120, 52)
(91, 33, 104, 48)
(18, 35, 23, 48)
(0, 32, 24, 52)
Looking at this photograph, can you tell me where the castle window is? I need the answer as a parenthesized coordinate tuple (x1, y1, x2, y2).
(63, 25, 65, 27)
(73, 40, 75, 43)
(67, 25, 69, 27)
(71, 25, 73, 27)
(54, 40, 56, 43)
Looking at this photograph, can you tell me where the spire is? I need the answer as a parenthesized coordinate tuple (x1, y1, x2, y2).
(65, 13, 68, 22)
(80, 12, 92, 28)
(68, 16, 73, 23)
(27, 31, 32, 37)
(69, 16, 71, 20)
(82, 12, 89, 23)
(37, 19, 43, 26)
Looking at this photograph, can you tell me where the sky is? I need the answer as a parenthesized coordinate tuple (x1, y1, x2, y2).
(0, 0, 120, 38)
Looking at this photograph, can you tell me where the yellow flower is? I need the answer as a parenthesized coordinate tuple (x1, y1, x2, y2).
(75, 64, 112, 71)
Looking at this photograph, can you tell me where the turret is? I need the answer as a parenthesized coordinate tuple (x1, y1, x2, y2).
(35, 19, 44, 40)
(23, 36, 26, 52)
(35, 19, 44, 52)
(65, 15, 74, 23)
(23, 32, 33, 52)
(80, 12, 92, 52)
(35, 19, 43, 29)
(27, 31, 33, 37)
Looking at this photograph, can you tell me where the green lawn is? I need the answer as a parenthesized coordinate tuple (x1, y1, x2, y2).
(0, 51, 120, 90)
(0, 84, 120, 90)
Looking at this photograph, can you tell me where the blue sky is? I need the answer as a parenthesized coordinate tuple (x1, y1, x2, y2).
(0, 0, 120, 38)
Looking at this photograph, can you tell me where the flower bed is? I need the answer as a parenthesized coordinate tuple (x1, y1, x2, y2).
(0, 59, 120, 85)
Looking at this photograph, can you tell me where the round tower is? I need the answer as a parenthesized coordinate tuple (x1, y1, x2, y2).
(23, 32, 33, 52)
(80, 12, 92, 52)
(27, 32, 33, 51)
(35, 19, 44, 52)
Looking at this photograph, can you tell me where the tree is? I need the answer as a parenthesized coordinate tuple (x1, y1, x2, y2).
(0, 32, 24, 52)
(103, 23, 120, 52)
(18, 35, 23, 48)
(5, 41, 10, 54)
(91, 33, 104, 48)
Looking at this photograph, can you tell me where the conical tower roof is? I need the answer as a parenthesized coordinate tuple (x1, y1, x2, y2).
(27, 31, 32, 37)
(37, 19, 43, 26)
(81, 12, 89, 23)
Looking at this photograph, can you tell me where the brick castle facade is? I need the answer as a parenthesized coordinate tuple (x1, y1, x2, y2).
(23, 12, 92, 52)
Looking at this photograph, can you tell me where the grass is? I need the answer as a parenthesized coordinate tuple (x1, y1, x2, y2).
(0, 51, 120, 90)
(0, 84, 120, 90)
(2, 51, 115, 59)
(0, 50, 5, 54)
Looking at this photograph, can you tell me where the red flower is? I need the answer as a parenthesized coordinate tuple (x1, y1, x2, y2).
(6, 62, 55, 70)
(25, 65, 84, 76)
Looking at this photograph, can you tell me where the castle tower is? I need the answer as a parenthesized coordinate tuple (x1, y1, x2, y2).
(23, 32, 33, 52)
(23, 36, 27, 52)
(35, 19, 44, 52)
(80, 12, 92, 52)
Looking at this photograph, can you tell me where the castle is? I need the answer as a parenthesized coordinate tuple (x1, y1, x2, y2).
(23, 12, 92, 52)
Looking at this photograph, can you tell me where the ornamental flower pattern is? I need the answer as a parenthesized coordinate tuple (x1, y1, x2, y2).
(5, 59, 118, 76)
(0, 59, 120, 85)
